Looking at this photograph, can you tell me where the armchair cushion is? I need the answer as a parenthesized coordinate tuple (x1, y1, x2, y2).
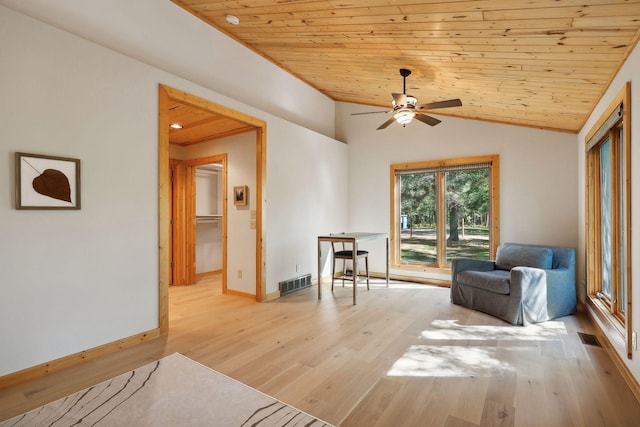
(495, 244, 552, 271)
(457, 270, 511, 295)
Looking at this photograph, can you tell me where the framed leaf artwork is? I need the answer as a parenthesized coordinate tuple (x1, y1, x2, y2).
(15, 152, 81, 210)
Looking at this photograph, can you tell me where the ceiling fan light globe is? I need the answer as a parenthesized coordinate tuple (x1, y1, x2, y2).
(394, 110, 415, 125)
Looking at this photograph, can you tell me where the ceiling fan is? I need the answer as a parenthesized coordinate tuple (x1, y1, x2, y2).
(352, 68, 462, 130)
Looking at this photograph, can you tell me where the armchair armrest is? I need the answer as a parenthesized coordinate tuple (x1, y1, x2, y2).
(510, 266, 547, 326)
(543, 267, 577, 317)
(545, 268, 574, 287)
(510, 266, 546, 296)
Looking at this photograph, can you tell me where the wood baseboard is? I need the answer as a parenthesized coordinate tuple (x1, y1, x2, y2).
(226, 288, 256, 300)
(0, 328, 160, 389)
(367, 271, 451, 287)
(585, 304, 640, 402)
(195, 270, 221, 279)
(263, 290, 281, 301)
(322, 271, 450, 288)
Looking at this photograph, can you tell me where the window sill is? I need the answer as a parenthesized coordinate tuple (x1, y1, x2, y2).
(392, 262, 450, 276)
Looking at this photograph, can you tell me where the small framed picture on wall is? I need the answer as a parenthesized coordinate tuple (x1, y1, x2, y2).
(15, 152, 81, 210)
(234, 185, 248, 206)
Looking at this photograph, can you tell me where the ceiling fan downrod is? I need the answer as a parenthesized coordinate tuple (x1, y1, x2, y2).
(399, 68, 411, 94)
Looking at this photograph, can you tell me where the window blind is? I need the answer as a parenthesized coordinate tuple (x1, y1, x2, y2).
(395, 161, 493, 176)
(586, 102, 623, 152)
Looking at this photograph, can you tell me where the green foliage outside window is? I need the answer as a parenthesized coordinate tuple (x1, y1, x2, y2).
(399, 167, 490, 265)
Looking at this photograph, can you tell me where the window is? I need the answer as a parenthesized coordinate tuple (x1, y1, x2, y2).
(390, 155, 499, 273)
(585, 82, 631, 358)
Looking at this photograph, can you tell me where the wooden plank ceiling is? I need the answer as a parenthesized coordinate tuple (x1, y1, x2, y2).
(168, 100, 255, 145)
(171, 0, 640, 133)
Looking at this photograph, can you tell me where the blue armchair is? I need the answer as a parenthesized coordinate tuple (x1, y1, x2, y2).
(450, 243, 576, 325)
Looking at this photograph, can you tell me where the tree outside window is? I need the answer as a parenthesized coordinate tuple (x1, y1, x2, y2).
(391, 155, 499, 272)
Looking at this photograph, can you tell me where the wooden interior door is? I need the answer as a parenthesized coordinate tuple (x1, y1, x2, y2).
(184, 164, 196, 285)
(170, 159, 188, 285)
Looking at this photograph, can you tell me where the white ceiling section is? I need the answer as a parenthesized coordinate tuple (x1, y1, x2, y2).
(0, 0, 337, 138)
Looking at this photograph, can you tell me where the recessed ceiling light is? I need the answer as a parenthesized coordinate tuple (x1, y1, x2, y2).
(226, 14, 240, 25)
(169, 123, 183, 129)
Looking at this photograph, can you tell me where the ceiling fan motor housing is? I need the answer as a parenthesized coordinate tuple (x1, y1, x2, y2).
(392, 95, 417, 109)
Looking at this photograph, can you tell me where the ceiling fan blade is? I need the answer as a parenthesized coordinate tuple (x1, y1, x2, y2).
(415, 113, 441, 127)
(417, 98, 462, 110)
(351, 110, 391, 116)
(392, 93, 407, 107)
(377, 117, 397, 130)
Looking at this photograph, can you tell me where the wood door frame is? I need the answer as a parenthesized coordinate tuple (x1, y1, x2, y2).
(170, 159, 187, 286)
(158, 84, 267, 334)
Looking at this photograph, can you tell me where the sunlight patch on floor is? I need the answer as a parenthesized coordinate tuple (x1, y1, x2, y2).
(420, 319, 567, 341)
(387, 319, 567, 377)
(387, 345, 515, 377)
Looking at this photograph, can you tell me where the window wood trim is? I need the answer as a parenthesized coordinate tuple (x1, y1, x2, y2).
(585, 82, 632, 359)
(390, 154, 500, 274)
(436, 171, 447, 267)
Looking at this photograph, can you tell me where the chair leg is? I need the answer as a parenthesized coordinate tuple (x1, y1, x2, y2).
(342, 260, 346, 287)
(365, 257, 370, 290)
(331, 257, 335, 291)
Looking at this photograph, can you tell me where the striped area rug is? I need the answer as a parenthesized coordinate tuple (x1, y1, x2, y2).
(1, 353, 332, 426)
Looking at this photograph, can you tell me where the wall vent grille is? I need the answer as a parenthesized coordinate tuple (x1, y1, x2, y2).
(279, 274, 311, 295)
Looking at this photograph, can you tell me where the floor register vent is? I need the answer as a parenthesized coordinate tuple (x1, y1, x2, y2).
(279, 274, 312, 295)
(577, 332, 602, 347)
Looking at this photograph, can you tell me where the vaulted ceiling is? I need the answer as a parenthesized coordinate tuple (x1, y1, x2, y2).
(171, 0, 640, 133)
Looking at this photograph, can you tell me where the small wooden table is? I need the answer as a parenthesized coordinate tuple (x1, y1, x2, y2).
(317, 232, 389, 305)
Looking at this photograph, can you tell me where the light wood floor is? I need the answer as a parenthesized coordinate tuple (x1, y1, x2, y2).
(1, 275, 640, 426)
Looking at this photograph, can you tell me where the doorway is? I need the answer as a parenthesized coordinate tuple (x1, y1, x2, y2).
(170, 155, 227, 289)
(158, 84, 267, 334)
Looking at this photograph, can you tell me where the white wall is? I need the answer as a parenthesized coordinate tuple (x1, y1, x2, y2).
(196, 221, 222, 273)
(578, 40, 640, 380)
(0, 6, 160, 376)
(336, 103, 579, 279)
(195, 170, 221, 217)
(173, 124, 349, 296)
(0, 0, 336, 138)
(265, 121, 349, 289)
(0, 5, 346, 376)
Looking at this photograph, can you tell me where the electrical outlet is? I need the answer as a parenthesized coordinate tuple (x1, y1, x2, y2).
(296, 264, 300, 272)
(237, 269, 242, 279)
(633, 331, 637, 351)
